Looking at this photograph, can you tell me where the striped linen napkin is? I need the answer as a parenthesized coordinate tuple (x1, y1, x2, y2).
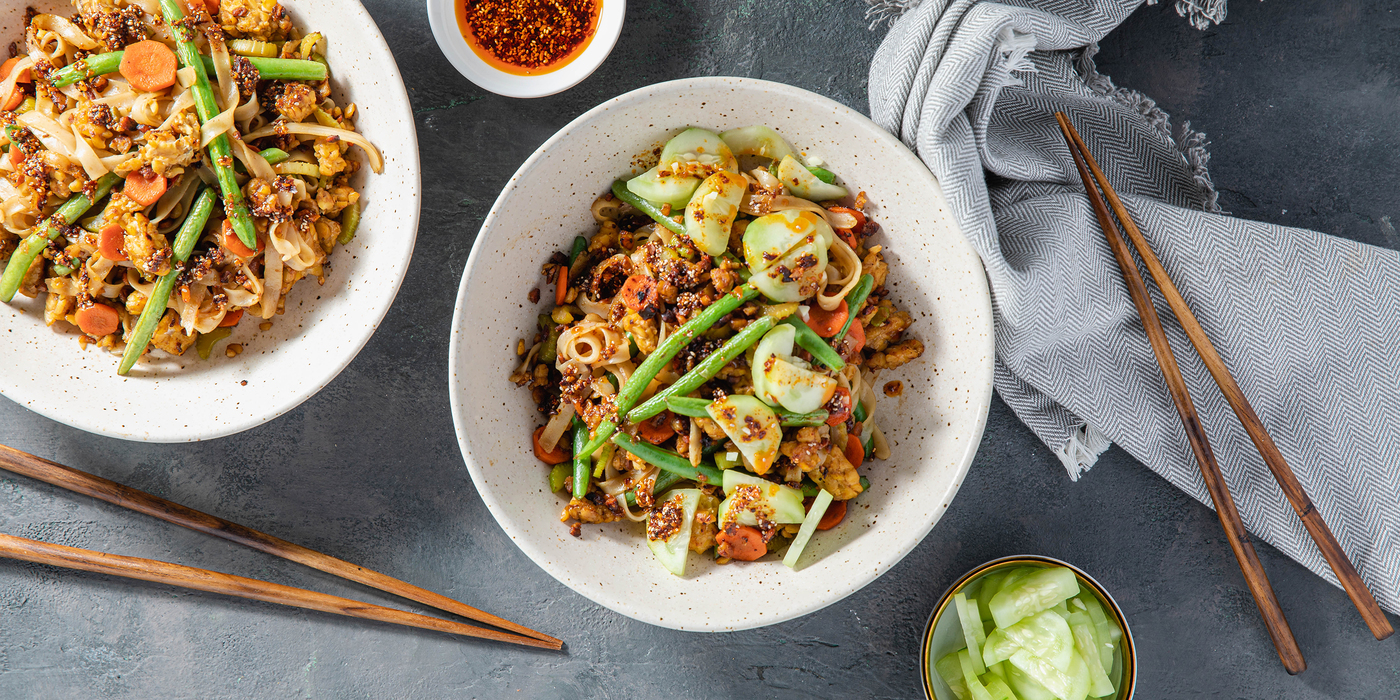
(866, 0, 1400, 612)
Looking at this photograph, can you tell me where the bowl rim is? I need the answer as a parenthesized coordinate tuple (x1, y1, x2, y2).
(0, 0, 421, 442)
(449, 75, 996, 630)
(425, 0, 626, 99)
(919, 555, 1138, 700)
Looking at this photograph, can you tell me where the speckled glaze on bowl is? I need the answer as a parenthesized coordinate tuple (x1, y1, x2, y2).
(449, 77, 994, 631)
(921, 556, 1137, 700)
(0, 0, 420, 442)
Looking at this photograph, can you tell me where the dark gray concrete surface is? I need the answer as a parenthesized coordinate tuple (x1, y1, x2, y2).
(1, 0, 1397, 697)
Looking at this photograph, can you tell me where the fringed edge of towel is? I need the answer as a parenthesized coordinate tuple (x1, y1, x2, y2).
(866, 0, 1232, 29)
(1075, 44, 1223, 213)
(1055, 422, 1113, 480)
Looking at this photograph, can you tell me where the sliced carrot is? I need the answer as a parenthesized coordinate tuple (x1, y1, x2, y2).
(119, 40, 179, 93)
(74, 303, 120, 337)
(218, 309, 244, 327)
(636, 411, 677, 445)
(828, 206, 866, 234)
(824, 387, 852, 427)
(845, 318, 865, 355)
(7, 145, 22, 169)
(554, 265, 568, 306)
(221, 219, 262, 257)
(844, 433, 865, 469)
(1, 57, 32, 84)
(532, 425, 569, 465)
(123, 169, 167, 206)
(618, 274, 657, 311)
(806, 299, 848, 338)
(98, 222, 128, 261)
(817, 498, 848, 530)
(716, 525, 766, 561)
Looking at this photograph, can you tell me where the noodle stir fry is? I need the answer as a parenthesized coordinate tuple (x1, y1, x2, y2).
(513, 126, 925, 575)
(0, 0, 381, 373)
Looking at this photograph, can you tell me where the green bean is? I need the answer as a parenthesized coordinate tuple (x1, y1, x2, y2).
(118, 187, 217, 375)
(833, 274, 875, 343)
(611, 180, 684, 235)
(578, 284, 761, 459)
(612, 433, 723, 487)
(568, 235, 587, 265)
(628, 315, 776, 423)
(51, 264, 73, 276)
(860, 475, 870, 491)
(665, 396, 712, 418)
(0, 173, 120, 302)
(571, 417, 590, 499)
(807, 166, 836, 184)
(50, 51, 328, 88)
(852, 400, 868, 424)
(780, 410, 828, 427)
(625, 470, 683, 508)
(158, 0, 256, 249)
(781, 316, 845, 370)
(259, 147, 291, 165)
(337, 200, 360, 245)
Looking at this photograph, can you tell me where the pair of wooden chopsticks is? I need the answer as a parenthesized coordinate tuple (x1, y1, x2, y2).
(1055, 113, 1392, 674)
(0, 444, 561, 651)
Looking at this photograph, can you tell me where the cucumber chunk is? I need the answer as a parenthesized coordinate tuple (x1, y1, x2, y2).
(988, 566, 1080, 629)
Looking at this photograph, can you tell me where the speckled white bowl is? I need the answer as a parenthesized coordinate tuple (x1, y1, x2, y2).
(0, 0, 420, 442)
(449, 77, 994, 631)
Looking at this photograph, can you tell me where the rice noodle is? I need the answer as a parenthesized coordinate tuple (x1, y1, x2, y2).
(211, 38, 237, 111)
(17, 111, 77, 155)
(0, 56, 34, 110)
(260, 231, 283, 319)
(68, 123, 107, 179)
(816, 236, 862, 311)
(157, 91, 196, 131)
(770, 195, 833, 225)
(31, 15, 98, 50)
(153, 175, 198, 227)
(243, 122, 385, 173)
(230, 137, 276, 181)
(200, 104, 237, 147)
(234, 92, 261, 133)
(576, 294, 611, 317)
(869, 424, 891, 460)
(539, 402, 576, 454)
(689, 419, 701, 467)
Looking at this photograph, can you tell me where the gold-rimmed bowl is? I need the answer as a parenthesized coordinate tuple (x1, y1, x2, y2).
(920, 555, 1137, 700)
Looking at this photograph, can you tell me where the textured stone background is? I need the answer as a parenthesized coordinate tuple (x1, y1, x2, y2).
(1, 0, 1398, 697)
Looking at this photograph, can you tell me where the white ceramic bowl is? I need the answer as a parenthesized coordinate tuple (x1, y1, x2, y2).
(0, 1, 421, 442)
(449, 77, 994, 631)
(426, 0, 624, 98)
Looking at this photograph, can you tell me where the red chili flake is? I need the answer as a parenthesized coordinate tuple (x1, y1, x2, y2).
(461, 0, 597, 70)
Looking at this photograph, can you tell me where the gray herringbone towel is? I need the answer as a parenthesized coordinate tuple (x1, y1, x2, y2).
(868, 0, 1400, 613)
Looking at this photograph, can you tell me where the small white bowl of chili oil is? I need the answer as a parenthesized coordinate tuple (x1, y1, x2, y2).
(427, 0, 623, 98)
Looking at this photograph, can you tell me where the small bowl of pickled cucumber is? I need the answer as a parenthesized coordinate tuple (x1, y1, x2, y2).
(921, 556, 1136, 700)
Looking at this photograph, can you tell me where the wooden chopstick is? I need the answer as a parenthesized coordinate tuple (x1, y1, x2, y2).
(1056, 114, 1394, 643)
(0, 531, 559, 650)
(0, 444, 562, 648)
(1055, 113, 1306, 674)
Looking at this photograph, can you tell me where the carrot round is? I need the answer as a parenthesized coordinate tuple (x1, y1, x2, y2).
(806, 300, 848, 338)
(98, 222, 128, 261)
(74, 302, 120, 337)
(844, 433, 864, 469)
(618, 274, 657, 311)
(123, 169, 167, 206)
(636, 411, 676, 445)
(221, 220, 262, 257)
(716, 525, 766, 561)
(817, 499, 848, 530)
(119, 40, 179, 93)
(218, 309, 243, 327)
(532, 426, 569, 465)
(554, 265, 568, 306)
(7, 145, 23, 169)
